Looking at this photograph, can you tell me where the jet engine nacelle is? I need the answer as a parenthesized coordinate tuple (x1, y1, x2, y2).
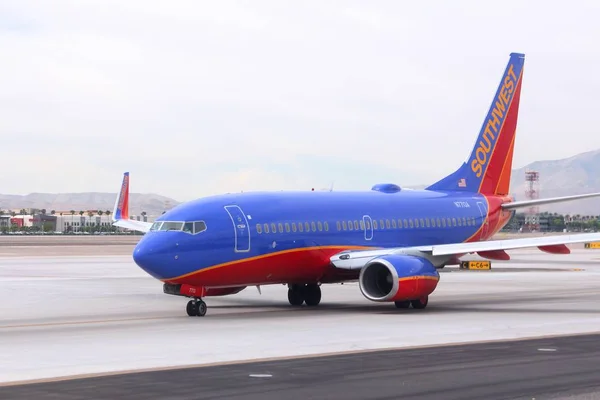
(359, 254, 440, 302)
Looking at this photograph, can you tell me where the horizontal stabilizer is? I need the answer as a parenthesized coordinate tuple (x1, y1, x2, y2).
(114, 219, 152, 233)
(502, 192, 600, 210)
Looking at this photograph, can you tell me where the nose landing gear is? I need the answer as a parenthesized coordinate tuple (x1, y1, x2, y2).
(186, 298, 207, 317)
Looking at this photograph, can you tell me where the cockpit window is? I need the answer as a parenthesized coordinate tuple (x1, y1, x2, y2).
(194, 221, 207, 234)
(149, 220, 207, 234)
(183, 222, 194, 233)
(160, 221, 184, 231)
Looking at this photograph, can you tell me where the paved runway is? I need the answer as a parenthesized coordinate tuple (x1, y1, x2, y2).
(2, 332, 600, 399)
(1, 247, 600, 398)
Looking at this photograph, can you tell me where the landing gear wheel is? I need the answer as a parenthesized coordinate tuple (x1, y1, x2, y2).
(287, 285, 304, 306)
(394, 300, 411, 309)
(411, 297, 428, 309)
(186, 299, 207, 317)
(186, 300, 197, 316)
(196, 301, 207, 317)
(304, 284, 321, 306)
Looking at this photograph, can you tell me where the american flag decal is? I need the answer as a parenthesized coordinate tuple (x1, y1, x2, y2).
(458, 178, 466, 187)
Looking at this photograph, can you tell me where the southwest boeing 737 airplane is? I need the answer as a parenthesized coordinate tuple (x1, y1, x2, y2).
(112, 52, 600, 317)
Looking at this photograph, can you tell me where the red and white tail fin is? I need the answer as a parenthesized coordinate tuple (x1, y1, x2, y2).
(111, 172, 153, 233)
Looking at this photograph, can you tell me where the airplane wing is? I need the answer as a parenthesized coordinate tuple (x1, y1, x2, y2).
(330, 232, 600, 270)
(111, 172, 153, 234)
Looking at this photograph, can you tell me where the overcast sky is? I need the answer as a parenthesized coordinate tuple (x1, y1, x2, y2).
(1, 0, 599, 201)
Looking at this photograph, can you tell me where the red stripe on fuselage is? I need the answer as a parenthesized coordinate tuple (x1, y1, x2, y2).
(163, 246, 367, 288)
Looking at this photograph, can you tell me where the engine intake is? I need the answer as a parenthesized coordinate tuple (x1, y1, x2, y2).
(359, 254, 440, 302)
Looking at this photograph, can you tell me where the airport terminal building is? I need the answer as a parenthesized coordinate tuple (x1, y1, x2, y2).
(1, 210, 150, 232)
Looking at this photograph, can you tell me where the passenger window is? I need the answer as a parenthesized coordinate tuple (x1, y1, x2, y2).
(271, 223, 276, 233)
(342, 221, 347, 230)
(366, 220, 371, 229)
(264, 223, 269, 233)
(425, 218, 430, 228)
(360, 220, 365, 230)
(419, 218, 424, 227)
(408, 219, 413, 228)
(311, 222, 316, 232)
(257, 224, 262, 234)
(463, 217, 467, 226)
(403, 219, 408, 228)
(391, 219, 397, 229)
(385, 219, 390, 229)
(373, 220, 378, 229)
(379, 219, 385, 229)
(277, 223, 282, 233)
(354, 220, 359, 230)
(441, 218, 446, 227)
(457, 218, 462, 226)
(336, 221, 341, 231)
(292, 223, 297, 232)
(298, 222, 304, 232)
(285, 223, 290, 233)
(305, 222, 310, 231)
(324, 222, 329, 231)
(318, 221, 323, 231)
(348, 220, 353, 231)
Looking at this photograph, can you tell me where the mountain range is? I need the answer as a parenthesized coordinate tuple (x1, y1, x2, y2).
(1, 150, 599, 217)
(508, 149, 600, 216)
(0, 192, 179, 218)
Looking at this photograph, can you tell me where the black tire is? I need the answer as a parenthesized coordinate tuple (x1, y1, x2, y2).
(411, 297, 428, 309)
(197, 301, 207, 317)
(288, 287, 304, 306)
(186, 300, 197, 317)
(394, 300, 411, 309)
(304, 284, 321, 306)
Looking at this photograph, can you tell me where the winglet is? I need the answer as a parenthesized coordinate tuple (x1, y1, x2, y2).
(112, 172, 130, 221)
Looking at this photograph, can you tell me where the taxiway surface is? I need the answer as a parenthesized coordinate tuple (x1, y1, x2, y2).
(1, 246, 600, 396)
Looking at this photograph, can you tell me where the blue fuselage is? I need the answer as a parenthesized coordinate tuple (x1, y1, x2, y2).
(131, 186, 511, 287)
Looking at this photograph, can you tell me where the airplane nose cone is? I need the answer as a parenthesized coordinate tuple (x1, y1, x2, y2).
(133, 234, 176, 280)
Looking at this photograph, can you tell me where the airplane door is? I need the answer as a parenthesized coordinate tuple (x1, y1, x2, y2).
(476, 201, 489, 239)
(224, 205, 251, 252)
(363, 215, 373, 241)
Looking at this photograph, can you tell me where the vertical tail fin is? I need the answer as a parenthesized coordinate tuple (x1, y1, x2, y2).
(112, 172, 130, 221)
(426, 52, 525, 195)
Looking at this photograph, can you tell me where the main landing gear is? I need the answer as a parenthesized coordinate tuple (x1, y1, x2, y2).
(394, 296, 429, 310)
(186, 298, 207, 317)
(287, 283, 321, 307)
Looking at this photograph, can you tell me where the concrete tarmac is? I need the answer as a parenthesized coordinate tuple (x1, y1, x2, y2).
(2, 333, 600, 399)
(1, 246, 600, 398)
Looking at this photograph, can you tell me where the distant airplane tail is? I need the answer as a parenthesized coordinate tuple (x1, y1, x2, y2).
(426, 52, 525, 196)
(113, 172, 130, 220)
(111, 172, 153, 233)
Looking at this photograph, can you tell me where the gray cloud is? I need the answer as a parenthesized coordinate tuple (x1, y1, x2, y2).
(0, 0, 599, 201)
